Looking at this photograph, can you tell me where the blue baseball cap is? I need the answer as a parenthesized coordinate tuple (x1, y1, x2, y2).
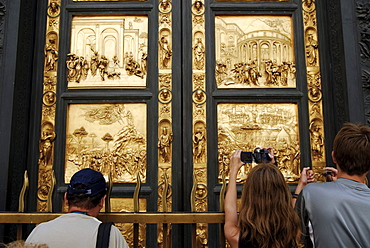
(67, 168, 107, 196)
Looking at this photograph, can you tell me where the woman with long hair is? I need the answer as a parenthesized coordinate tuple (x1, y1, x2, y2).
(224, 149, 301, 248)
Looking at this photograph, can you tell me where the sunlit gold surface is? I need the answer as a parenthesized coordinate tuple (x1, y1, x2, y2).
(215, 16, 295, 88)
(157, 1, 174, 247)
(110, 198, 146, 248)
(218, 103, 300, 183)
(219, 172, 227, 212)
(65, 103, 147, 183)
(46, 170, 56, 212)
(192, 1, 209, 247)
(38, 0, 61, 212)
(18, 171, 29, 213)
(67, 15, 148, 88)
(302, 0, 327, 181)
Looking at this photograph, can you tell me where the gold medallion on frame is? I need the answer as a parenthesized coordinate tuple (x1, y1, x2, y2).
(67, 16, 148, 88)
(65, 103, 147, 184)
(215, 16, 296, 89)
(218, 103, 300, 183)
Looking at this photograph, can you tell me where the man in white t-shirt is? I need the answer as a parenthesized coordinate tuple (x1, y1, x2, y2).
(26, 168, 128, 248)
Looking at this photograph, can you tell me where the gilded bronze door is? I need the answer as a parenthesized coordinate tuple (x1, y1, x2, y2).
(34, 0, 327, 247)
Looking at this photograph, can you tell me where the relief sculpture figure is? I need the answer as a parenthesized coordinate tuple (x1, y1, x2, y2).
(306, 32, 319, 67)
(39, 122, 56, 167)
(158, 127, 173, 163)
(98, 55, 109, 81)
(310, 121, 324, 159)
(193, 38, 205, 70)
(159, 36, 172, 69)
(90, 50, 99, 76)
(45, 35, 58, 71)
(193, 124, 206, 163)
(196, 223, 208, 248)
(66, 53, 78, 81)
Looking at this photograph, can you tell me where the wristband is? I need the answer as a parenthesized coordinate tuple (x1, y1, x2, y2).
(292, 193, 299, 199)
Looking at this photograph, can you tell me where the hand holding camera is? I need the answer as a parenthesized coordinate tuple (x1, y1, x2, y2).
(240, 147, 276, 164)
(321, 167, 338, 181)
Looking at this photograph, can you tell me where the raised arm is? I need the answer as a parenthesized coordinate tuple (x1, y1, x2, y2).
(292, 167, 314, 207)
(224, 149, 244, 248)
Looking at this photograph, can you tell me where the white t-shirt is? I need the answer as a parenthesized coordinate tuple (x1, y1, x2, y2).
(26, 213, 128, 248)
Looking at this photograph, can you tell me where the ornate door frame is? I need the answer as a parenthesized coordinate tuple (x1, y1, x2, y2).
(30, 0, 329, 247)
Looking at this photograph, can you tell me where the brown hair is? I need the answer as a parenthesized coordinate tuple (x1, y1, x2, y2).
(333, 123, 370, 175)
(66, 183, 106, 210)
(238, 164, 300, 248)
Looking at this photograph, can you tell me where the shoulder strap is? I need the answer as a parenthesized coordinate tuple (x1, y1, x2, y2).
(96, 222, 114, 248)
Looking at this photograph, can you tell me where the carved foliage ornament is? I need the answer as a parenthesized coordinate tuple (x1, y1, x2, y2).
(0, 2, 6, 63)
(356, 1, 370, 125)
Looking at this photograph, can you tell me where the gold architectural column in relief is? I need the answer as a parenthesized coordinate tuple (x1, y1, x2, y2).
(302, 0, 327, 179)
(37, 0, 61, 212)
(191, 0, 208, 247)
(158, 0, 173, 247)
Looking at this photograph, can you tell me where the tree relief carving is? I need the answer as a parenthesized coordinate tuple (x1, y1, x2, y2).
(65, 104, 147, 184)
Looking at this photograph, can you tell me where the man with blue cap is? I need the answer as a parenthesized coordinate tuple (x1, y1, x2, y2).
(26, 168, 128, 248)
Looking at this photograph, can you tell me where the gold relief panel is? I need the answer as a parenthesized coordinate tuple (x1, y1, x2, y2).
(65, 103, 147, 183)
(218, 103, 300, 183)
(110, 198, 147, 248)
(215, 16, 296, 88)
(67, 16, 148, 88)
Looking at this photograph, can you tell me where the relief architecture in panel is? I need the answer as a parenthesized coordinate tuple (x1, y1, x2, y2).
(67, 16, 148, 88)
(215, 16, 296, 88)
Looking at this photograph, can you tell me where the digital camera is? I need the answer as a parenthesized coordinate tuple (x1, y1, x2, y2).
(240, 148, 272, 164)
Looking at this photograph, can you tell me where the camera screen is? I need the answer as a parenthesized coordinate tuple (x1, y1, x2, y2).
(241, 152, 253, 163)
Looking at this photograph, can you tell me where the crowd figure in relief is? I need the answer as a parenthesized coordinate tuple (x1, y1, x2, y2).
(66, 48, 147, 83)
(216, 59, 296, 87)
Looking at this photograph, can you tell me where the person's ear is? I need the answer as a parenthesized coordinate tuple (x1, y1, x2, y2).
(99, 195, 107, 208)
(331, 151, 337, 164)
(64, 192, 69, 206)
